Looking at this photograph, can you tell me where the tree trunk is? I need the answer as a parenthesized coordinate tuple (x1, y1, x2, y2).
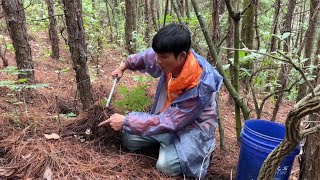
(300, 114, 320, 180)
(0, 41, 9, 67)
(185, 0, 190, 21)
(269, 0, 281, 52)
(172, 0, 182, 23)
(150, 0, 159, 30)
(313, 32, 320, 85)
(212, 0, 221, 50)
(271, 0, 296, 121)
(299, 24, 320, 180)
(125, 0, 135, 54)
(163, 0, 169, 26)
(227, 0, 235, 105)
(47, 0, 60, 60)
(156, 0, 160, 27)
(295, 1, 306, 49)
(177, 0, 185, 18)
(254, 0, 260, 50)
(241, 0, 255, 50)
(109, 1, 119, 44)
(144, 0, 151, 46)
(283, 0, 297, 52)
(105, 1, 114, 43)
(297, 0, 319, 101)
(2, 0, 34, 81)
(241, 0, 256, 91)
(62, 0, 94, 110)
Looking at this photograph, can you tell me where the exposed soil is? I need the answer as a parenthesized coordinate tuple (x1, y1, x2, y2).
(0, 32, 296, 179)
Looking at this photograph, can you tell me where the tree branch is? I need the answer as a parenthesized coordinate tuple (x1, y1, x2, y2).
(225, 0, 241, 21)
(30, 14, 64, 21)
(277, 50, 315, 97)
(222, 47, 316, 97)
(257, 79, 300, 118)
(241, 2, 252, 15)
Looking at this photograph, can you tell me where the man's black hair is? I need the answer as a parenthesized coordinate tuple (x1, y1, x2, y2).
(152, 23, 191, 58)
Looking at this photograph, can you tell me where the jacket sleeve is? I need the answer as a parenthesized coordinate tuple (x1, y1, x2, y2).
(122, 95, 210, 136)
(125, 48, 162, 78)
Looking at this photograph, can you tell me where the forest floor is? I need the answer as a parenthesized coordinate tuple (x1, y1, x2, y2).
(0, 31, 298, 179)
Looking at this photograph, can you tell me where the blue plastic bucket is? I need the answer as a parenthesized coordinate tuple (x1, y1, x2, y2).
(236, 119, 300, 180)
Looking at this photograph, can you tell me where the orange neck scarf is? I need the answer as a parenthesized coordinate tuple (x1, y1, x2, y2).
(161, 52, 203, 112)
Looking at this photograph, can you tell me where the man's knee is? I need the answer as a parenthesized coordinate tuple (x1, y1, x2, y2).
(122, 132, 140, 151)
(156, 154, 182, 176)
(121, 131, 156, 152)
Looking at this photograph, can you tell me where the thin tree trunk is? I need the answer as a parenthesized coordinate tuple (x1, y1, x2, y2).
(150, 0, 158, 30)
(299, 24, 320, 180)
(114, 0, 119, 14)
(185, 0, 190, 21)
(269, 0, 281, 52)
(212, 0, 221, 50)
(226, 0, 244, 138)
(313, 32, 320, 85)
(297, 0, 319, 101)
(283, 0, 297, 52)
(227, 1, 235, 105)
(47, 0, 60, 59)
(106, 0, 114, 43)
(0, 39, 9, 67)
(177, 0, 185, 18)
(254, 0, 260, 50)
(144, 0, 151, 45)
(241, 0, 256, 91)
(241, 0, 255, 49)
(125, 0, 135, 54)
(163, 0, 169, 26)
(294, 3, 302, 48)
(108, 1, 118, 44)
(133, 0, 138, 51)
(2, 0, 35, 81)
(192, 0, 250, 140)
(156, 0, 160, 27)
(271, 0, 296, 121)
(172, 0, 182, 23)
(62, 0, 94, 110)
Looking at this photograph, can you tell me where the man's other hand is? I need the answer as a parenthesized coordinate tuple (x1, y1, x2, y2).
(98, 113, 125, 131)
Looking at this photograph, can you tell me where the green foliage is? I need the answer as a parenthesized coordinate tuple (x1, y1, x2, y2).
(115, 84, 152, 112)
(63, 112, 77, 118)
(114, 76, 153, 112)
(25, 0, 49, 32)
(0, 66, 49, 91)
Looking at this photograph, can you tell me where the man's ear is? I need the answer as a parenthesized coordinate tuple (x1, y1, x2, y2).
(179, 51, 187, 61)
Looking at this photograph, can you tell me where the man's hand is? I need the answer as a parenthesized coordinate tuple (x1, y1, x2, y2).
(98, 113, 125, 131)
(111, 61, 126, 79)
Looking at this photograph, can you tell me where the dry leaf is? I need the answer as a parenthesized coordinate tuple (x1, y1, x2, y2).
(0, 167, 15, 176)
(43, 166, 53, 180)
(22, 153, 31, 159)
(44, 133, 60, 140)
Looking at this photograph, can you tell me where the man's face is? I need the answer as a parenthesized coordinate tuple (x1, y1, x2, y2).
(156, 52, 186, 73)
